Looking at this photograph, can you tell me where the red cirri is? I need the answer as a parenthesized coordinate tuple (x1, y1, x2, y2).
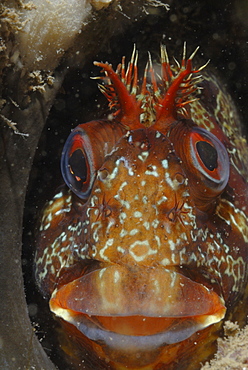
(35, 45, 248, 369)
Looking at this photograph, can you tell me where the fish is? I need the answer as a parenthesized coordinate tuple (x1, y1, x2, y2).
(35, 44, 248, 369)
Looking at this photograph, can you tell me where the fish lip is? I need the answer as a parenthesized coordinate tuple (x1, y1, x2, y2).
(50, 264, 226, 317)
(49, 305, 226, 350)
(56, 311, 217, 350)
(49, 265, 226, 347)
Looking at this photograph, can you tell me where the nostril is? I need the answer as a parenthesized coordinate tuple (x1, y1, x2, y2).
(173, 172, 186, 185)
(98, 168, 109, 181)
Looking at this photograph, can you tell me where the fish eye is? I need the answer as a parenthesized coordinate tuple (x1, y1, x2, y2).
(196, 141, 217, 171)
(61, 130, 95, 200)
(68, 149, 87, 183)
(189, 127, 229, 190)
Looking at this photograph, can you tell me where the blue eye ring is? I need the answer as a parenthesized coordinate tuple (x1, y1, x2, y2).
(189, 127, 230, 190)
(61, 128, 96, 200)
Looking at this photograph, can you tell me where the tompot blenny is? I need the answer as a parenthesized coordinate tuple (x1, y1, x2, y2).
(35, 45, 248, 369)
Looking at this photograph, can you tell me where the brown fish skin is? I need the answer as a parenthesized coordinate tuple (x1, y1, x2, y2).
(35, 46, 248, 369)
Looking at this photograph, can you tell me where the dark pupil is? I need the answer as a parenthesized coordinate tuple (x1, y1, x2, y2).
(196, 141, 218, 171)
(68, 149, 87, 182)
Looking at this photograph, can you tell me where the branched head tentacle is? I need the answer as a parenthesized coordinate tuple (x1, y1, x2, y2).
(93, 43, 208, 132)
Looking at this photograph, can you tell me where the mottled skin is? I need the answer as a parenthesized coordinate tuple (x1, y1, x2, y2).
(35, 46, 248, 369)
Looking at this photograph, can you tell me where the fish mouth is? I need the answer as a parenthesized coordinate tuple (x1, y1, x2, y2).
(50, 265, 226, 350)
